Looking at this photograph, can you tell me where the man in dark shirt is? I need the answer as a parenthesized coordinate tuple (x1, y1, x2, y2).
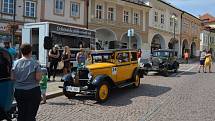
(48, 44, 60, 81)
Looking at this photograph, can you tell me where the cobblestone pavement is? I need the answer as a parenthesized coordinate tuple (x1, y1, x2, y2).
(36, 63, 215, 121)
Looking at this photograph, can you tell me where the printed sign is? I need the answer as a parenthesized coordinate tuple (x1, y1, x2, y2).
(112, 67, 117, 75)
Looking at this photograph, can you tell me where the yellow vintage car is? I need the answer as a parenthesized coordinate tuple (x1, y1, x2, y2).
(60, 49, 144, 103)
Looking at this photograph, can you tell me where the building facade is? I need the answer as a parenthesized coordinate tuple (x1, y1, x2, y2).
(0, 0, 42, 45)
(88, 0, 151, 56)
(41, 0, 87, 27)
(200, 13, 215, 57)
(181, 12, 202, 58)
(144, 0, 182, 58)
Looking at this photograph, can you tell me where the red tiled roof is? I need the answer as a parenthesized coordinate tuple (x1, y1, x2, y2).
(200, 13, 215, 22)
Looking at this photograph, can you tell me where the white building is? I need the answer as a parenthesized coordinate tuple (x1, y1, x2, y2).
(143, 0, 182, 58)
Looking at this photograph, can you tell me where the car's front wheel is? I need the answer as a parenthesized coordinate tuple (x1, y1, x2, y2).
(132, 74, 140, 88)
(161, 67, 169, 77)
(95, 81, 110, 103)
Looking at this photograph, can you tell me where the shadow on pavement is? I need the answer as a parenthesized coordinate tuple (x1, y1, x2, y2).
(101, 84, 172, 107)
(46, 84, 172, 107)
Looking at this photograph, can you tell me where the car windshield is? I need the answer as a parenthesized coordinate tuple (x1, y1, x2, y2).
(92, 53, 114, 63)
(153, 51, 169, 57)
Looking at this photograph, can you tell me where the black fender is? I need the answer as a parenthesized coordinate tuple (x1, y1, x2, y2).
(144, 63, 152, 68)
(173, 61, 179, 69)
(134, 67, 144, 78)
(91, 75, 113, 88)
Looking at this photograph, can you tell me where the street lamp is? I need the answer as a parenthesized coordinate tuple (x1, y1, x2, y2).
(12, 0, 17, 46)
(171, 15, 177, 41)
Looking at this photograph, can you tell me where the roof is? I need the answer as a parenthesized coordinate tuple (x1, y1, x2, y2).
(121, 0, 152, 8)
(92, 49, 137, 54)
(24, 22, 95, 32)
(153, 49, 175, 52)
(200, 13, 215, 22)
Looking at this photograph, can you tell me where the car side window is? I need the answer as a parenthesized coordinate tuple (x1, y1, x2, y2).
(131, 52, 137, 61)
(117, 52, 129, 63)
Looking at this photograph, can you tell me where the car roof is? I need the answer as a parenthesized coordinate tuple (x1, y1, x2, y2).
(91, 49, 137, 54)
(153, 49, 175, 52)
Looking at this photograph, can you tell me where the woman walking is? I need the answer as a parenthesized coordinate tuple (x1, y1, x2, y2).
(12, 44, 42, 121)
(204, 51, 213, 73)
(62, 46, 71, 74)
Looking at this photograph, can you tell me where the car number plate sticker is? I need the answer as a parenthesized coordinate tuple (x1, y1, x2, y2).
(66, 86, 80, 92)
(112, 67, 117, 75)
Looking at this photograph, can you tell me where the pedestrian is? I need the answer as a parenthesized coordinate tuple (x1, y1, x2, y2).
(62, 46, 71, 75)
(0, 47, 14, 120)
(204, 51, 213, 73)
(11, 44, 42, 121)
(48, 44, 60, 81)
(40, 68, 48, 104)
(198, 50, 206, 73)
(76, 47, 87, 69)
(137, 49, 142, 66)
(86, 50, 92, 65)
(184, 51, 189, 64)
(3, 39, 16, 60)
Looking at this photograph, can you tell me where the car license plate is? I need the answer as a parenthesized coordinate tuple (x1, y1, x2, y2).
(66, 86, 80, 93)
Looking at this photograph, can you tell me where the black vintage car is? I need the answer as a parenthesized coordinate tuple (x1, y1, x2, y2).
(143, 49, 179, 76)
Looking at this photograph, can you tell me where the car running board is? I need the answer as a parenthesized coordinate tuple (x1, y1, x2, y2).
(117, 82, 134, 88)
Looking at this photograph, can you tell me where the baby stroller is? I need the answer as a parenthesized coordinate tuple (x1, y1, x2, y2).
(0, 47, 17, 121)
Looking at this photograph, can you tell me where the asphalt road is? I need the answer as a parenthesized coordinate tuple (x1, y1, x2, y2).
(36, 63, 215, 121)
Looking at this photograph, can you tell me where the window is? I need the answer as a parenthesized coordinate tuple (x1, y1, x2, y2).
(55, 0, 64, 15)
(154, 11, 158, 22)
(71, 2, 80, 17)
(133, 13, 139, 25)
(123, 11, 129, 23)
(131, 52, 137, 61)
(2, 0, 14, 14)
(25, 1, 36, 17)
(161, 14, 164, 24)
(96, 4, 103, 19)
(107, 7, 114, 21)
(117, 52, 129, 63)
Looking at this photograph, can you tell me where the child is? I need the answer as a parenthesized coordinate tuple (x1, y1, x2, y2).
(40, 68, 48, 104)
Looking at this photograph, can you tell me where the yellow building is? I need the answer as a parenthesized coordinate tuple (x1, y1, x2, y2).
(88, 0, 151, 51)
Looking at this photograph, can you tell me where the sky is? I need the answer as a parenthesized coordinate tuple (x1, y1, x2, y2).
(165, 0, 215, 17)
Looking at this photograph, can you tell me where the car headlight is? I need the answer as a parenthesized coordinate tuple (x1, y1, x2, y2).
(88, 72, 93, 80)
(71, 72, 76, 78)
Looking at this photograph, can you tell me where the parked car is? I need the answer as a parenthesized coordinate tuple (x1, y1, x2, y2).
(60, 49, 144, 103)
(143, 49, 179, 76)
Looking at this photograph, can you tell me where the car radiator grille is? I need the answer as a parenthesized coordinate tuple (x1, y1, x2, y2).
(78, 69, 89, 86)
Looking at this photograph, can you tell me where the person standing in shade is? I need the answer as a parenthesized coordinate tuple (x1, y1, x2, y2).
(198, 50, 206, 73)
(76, 47, 87, 68)
(184, 51, 189, 64)
(12, 44, 42, 121)
(204, 51, 213, 73)
(62, 46, 71, 75)
(3, 39, 16, 60)
(48, 44, 60, 81)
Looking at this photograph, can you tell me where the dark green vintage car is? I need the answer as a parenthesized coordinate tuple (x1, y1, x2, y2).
(143, 49, 179, 76)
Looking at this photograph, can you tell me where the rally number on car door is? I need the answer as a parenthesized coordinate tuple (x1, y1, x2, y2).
(112, 67, 117, 75)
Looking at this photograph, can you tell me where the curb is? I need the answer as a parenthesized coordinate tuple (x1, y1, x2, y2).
(46, 90, 63, 100)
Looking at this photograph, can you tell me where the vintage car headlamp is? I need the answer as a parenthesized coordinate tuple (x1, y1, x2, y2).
(71, 72, 76, 78)
(88, 72, 93, 80)
(159, 58, 163, 63)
